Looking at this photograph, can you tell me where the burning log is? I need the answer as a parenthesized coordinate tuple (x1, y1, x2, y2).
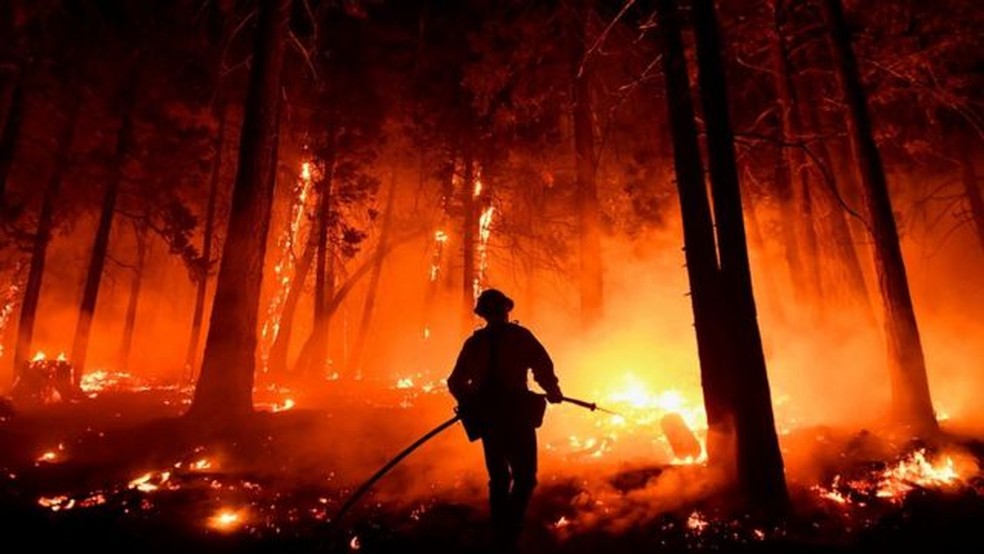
(661, 412, 702, 461)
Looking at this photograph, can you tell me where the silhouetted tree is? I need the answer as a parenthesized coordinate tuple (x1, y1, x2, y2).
(188, 0, 290, 421)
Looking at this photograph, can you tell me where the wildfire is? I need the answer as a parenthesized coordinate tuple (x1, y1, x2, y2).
(474, 205, 495, 300)
(260, 158, 319, 371)
(876, 449, 965, 499)
(0, 282, 18, 359)
(271, 398, 296, 412)
(208, 507, 247, 532)
(128, 470, 171, 493)
(428, 230, 448, 282)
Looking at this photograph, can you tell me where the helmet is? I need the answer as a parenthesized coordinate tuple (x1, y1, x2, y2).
(474, 288, 514, 319)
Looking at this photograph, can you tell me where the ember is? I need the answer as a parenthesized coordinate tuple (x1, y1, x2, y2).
(208, 508, 247, 532)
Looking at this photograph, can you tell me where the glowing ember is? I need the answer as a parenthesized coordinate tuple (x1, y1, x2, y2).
(208, 508, 247, 532)
(686, 510, 709, 533)
(271, 398, 296, 412)
(35, 444, 63, 463)
(38, 495, 73, 511)
(190, 459, 212, 471)
(554, 516, 571, 528)
(128, 471, 170, 492)
(350, 536, 361, 550)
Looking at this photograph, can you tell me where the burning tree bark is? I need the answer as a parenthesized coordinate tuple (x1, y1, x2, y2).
(821, 0, 937, 434)
(70, 66, 139, 384)
(188, 0, 289, 421)
(266, 237, 315, 376)
(12, 93, 81, 381)
(657, 0, 789, 515)
(569, 0, 603, 326)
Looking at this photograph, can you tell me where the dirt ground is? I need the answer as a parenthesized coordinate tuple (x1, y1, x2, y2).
(2, 388, 983, 554)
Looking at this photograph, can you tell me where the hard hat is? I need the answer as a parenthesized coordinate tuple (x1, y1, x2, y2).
(474, 288, 514, 318)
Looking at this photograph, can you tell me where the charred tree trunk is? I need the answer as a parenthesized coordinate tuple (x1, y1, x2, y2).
(185, 100, 228, 379)
(0, 74, 23, 212)
(188, 0, 289, 421)
(309, 154, 336, 378)
(692, 0, 789, 512)
(769, 0, 821, 302)
(798, 96, 872, 311)
(821, 0, 937, 434)
(958, 139, 984, 254)
(461, 153, 476, 329)
(266, 237, 315, 375)
(12, 95, 81, 381)
(118, 217, 149, 372)
(570, 0, 603, 326)
(70, 70, 139, 383)
(654, 0, 732, 463)
(351, 171, 396, 375)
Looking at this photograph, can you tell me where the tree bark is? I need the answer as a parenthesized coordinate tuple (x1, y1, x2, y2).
(798, 95, 872, 311)
(821, 0, 937, 434)
(70, 68, 139, 384)
(185, 100, 228, 379)
(310, 153, 336, 377)
(188, 0, 289, 421)
(570, 0, 603, 326)
(118, 217, 149, 372)
(461, 153, 476, 329)
(655, 0, 732, 464)
(12, 94, 81, 381)
(692, 0, 789, 513)
(350, 170, 396, 375)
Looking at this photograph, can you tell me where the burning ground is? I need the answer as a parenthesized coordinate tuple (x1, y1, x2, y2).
(2, 368, 984, 553)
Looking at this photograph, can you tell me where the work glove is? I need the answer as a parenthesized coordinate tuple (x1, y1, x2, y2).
(546, 388, 563, 404)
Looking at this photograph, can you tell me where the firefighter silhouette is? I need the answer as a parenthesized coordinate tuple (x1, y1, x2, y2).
(448, 288, 562, 551)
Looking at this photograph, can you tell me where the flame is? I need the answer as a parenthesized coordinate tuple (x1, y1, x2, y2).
(208, 507, 247, 532)
(190, 458, 212, 471)
(271, 398, 295, 412)
(260, 158, 318, 371)
(128, 470, 170, 493)
(876, 449, 966, 499)
(38, 495, 73, 512)
(474, 205, 495, 300)
(32, 351, 46, 362)
(473, 177, 483, 198)
(554, 516, 571, 529)
(396, 377, 414, 389)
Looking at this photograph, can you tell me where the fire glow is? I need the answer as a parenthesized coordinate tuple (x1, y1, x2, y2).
(208, 507, 247, 532)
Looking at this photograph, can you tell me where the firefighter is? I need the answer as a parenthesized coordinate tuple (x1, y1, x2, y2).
(448, 288, 562, 551)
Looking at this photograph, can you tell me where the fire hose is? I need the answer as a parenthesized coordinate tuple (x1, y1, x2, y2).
(329, 395, 615, 527)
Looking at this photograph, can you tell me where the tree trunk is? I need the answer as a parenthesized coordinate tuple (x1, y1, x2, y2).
(692, 0, 789, 513)
(350, 170, 396, 375)
(958, 139, 984, 254)
(266, 236, 315, 375)
(185, 100, 228, 379)
(769, 0, 822, 303)
(0, 74, 23, 212)
(461, 153, 476, 329)
(12, 94, 81, 381)
(118, 217, 149, 372)
(798, 95, 872, 312)
(70, 69, 139, 384)
(188, 0, 289, 421)
(570, 0, 603, 326)
(310, 154, 336, 377)
(821, 0, 937, 434)
(654, 0, 732, 465)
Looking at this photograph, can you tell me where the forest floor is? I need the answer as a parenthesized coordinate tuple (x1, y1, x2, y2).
(1, 380, 984, 554)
